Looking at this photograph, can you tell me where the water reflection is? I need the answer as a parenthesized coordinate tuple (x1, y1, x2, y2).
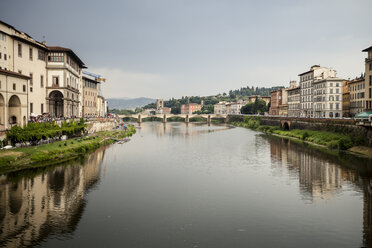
(0, 148, 105, 247)
(143, 122, 233, 138)
(268, 135, 372, 246)
(1, 123, 372, 247)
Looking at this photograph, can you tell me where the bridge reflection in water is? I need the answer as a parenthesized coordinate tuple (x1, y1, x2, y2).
(268, 136, 372, 247)
(0, 148, 105, 247)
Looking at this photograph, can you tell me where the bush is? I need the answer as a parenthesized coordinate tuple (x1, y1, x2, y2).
(302, 131, 309, 140)
(337, 137, 353, 150)
(7, 121, 87, 146)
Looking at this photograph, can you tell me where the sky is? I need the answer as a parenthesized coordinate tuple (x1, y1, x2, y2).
(0, 0, 371, 99)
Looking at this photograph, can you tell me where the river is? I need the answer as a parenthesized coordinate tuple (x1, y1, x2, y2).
(1, 122, 372, 247)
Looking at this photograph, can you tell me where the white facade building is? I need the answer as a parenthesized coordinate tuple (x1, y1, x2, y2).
(46, 47, 85, 118)
(214, 102, 227, 115)
(298, 65, 337, 118)
(313, 78, 344, 118)
(226, 102, 244, 115)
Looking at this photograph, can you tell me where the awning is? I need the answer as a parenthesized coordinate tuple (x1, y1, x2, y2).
(354, 111, 372, 119)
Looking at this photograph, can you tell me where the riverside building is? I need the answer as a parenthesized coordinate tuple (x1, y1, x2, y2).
(0, 69, 30, 129)
(82, 71, 107, 118)
(313, 78, 344, 118)
(349, 77, 365, 116)
(0, 19, 108, 130)
(214, 102, 227, 115)
(279, 81, 297, 116)
(363, 46, 372, 111)
(342, 81, 350, 117)
(181, 103, 201, 114)
(47, 47, 85, 118)
(269, 89, 282, 115)
(299, 65, 337, 118)
(287, 86, 301, 117)
(0, 20, 48, 119)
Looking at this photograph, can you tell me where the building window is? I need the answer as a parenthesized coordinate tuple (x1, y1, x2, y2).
(13, 83, 16, 90)
(48, 52, 64, 62)
(0, 52, 1, 59)
(30, 87, 33, 92)
(369, 63, 372, 71)
(38, 50, 45, 61)
(41, 103, 44, 114)
(0, 32, 6, 41)
(4, 54, 6, 60)
(30, 103, 33, 114)
(23, 85, 26, 92)
(18, 43, 22, 57)
(29, 73, 33, 85)
(29, 47, 33, 60)
(40, 75, 44, 87)
(52, 76, 59, 86)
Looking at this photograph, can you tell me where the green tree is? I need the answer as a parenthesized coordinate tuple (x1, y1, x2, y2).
(171, 103, 181, 114)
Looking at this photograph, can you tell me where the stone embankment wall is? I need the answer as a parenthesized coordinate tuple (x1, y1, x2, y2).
(86, 119, 118, 134)
(228, 115, 372, 145)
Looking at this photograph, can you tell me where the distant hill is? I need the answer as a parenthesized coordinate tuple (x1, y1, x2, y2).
(107, 97, 156, 110)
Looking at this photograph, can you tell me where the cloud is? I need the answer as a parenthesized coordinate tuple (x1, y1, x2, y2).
(88, 67, 174, 98)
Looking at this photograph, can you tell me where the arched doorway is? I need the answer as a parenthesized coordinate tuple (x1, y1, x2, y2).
(283, 122, 290, 130)
(0, 93, 4, 127)
(8, 95, 21, 126)
(49, 91, 64, 118)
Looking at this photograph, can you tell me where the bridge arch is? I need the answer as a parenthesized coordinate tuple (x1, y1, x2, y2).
(282, 121, 290, 130)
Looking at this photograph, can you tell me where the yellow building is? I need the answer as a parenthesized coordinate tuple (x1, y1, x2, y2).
(363, 46, 372, 111)
(349, 77, 365, 116)
(82, 75, 99, 118)
(0, 68, 30, 130)
(0, 20, 48, 116)
(342, 80, 350, 117)
(247, 95, 271, 105)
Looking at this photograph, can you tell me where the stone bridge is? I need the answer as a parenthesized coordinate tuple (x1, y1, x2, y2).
(118, 114, 227, 124)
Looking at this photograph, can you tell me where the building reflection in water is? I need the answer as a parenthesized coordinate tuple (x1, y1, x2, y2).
(270, 138, 344, 200)
(0, 148, 105, 247)
(268, 136, 372, 246)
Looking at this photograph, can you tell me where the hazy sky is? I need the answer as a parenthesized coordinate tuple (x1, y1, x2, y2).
(1, 0, 371, 99)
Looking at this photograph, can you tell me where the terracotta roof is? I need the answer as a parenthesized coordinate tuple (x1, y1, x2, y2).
(48, 46, 87, 68)
(0, 68, 31, 79)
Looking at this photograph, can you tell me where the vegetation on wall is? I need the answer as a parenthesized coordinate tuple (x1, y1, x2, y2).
(228, 116, 365, 151)
(7, 120, 87, 146)
(0, 126, 136, 173)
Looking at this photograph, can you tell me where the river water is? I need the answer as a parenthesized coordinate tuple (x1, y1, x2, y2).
(1, 122, 372, 247)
